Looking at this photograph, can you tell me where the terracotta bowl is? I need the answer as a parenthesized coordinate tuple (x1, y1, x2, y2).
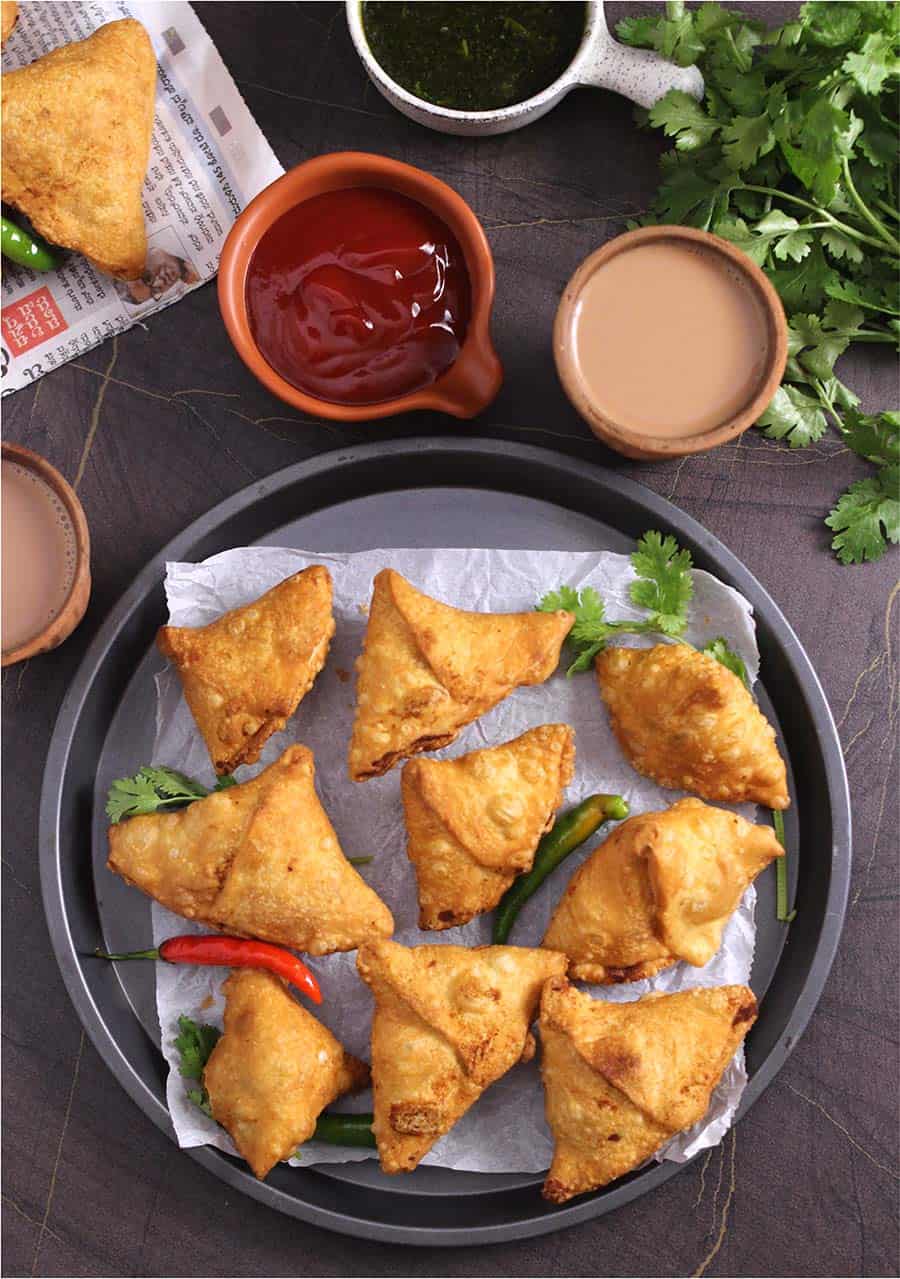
(218, 152, 503, 421)
(554, 225, 788, 460)
(2, 442, 91, 667)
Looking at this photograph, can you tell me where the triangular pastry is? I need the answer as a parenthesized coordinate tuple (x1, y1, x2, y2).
(543, 798, 782, 982)
(107, 745, 393, 954)
(2, 2, 18, 45)
(348, 570, 573, 780)
(401, 724, 575, 929)
(356, 940, 566, 1172)
(540, 978, 757, 1202)
(204, 970, 369, 1179)
(157, 566, 335, 775)
(596, 644, 789, 809)
(1, 20, 156, 279)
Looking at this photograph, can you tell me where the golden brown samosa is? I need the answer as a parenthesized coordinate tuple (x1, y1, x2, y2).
(107, 745, 393, 954)
(543, 798, 782, 982)
(540, 978, 756, 1202)
(157, 566, 335, 775)
(348, 570, 573, 781)
(596, 644, 789, 809)
(357, 939, 566, 1173)
(1, 1, 17, 45)
(204, 970, 369, 1180)
(1, 20, 156, 279)
(401, 724, 575, 929)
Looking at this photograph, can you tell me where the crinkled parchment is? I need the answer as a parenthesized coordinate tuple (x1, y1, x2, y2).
(149, 547, 761, 1173)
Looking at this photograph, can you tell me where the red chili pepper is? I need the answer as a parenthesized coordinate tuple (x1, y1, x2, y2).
(94, 935, 322, 1004)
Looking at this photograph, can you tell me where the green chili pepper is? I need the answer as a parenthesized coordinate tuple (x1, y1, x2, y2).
(492, 793, 629, 944)
(1, 215, 59, 271)
(312, 1113, 375, 1148)
(772, 808, 796, 923)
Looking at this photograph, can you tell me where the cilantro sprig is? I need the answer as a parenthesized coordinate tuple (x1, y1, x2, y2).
(539, 531, 746, 678)
(174, 1015, 220, 1115)
(620, 0, 900, 564)
(106, 766, 236, 823)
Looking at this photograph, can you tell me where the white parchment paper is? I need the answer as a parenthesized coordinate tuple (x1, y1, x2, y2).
(149, 547, 762, 1173)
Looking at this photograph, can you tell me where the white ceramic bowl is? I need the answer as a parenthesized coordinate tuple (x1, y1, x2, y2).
(346, 0, 703, 136)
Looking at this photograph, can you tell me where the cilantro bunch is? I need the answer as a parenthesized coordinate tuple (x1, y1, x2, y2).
(618, 1, 899, 564)
(538, 530, 746, 679)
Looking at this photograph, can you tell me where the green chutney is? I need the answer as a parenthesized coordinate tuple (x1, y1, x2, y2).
(362, 3, 586, 112)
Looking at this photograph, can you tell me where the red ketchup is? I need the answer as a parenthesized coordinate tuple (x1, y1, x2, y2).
(245, 187, 471, 405)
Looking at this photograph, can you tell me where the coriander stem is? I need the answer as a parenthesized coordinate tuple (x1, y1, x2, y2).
(737, 185, 890, 252)
(841, 159, 900, 254)
(875, 197, 900, 224)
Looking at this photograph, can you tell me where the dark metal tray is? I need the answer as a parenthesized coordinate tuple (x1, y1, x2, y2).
(39, 439, 850, 1244)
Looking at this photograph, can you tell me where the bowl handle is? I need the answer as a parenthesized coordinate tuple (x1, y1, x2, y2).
(578, 20, 704, 109)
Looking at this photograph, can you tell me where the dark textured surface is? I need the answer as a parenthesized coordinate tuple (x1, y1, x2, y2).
(2, 3, 898, 1276)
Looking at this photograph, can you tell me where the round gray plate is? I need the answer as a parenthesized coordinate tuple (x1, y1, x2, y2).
(40, 439, 850, 1244)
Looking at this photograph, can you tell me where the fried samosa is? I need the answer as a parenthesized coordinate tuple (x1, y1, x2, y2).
(543, 798, 782, 982)
(348, 570, 573, 781)
(596, 644, 789, 809)
(204, 970, 369, 1179)
(157, 566, 335, 775)
(1, 1, 17, 45)
(357, 939, 566, 1172)
(540, 978, 757, 1202)
(1, 20, 155, 279)
(108, 745, 393, 954)
(401, 724, 575, 929)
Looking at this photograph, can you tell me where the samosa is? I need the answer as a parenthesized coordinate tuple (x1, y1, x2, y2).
(157, 566, 335, 776)
(596, 644, 789, 809)
(401, 724, 575, 929)
(1, 19, 155, 279)
(540, 978, 757, 1202)
(543, 797, 782, 982)
(107, 745, 393, 955)
(348, 569, 573, 780)
(357, 939, 566, 1173)
(205, 970, 369, 1179)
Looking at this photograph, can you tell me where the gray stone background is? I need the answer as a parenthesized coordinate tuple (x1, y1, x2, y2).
(2, 3, 897, 1276)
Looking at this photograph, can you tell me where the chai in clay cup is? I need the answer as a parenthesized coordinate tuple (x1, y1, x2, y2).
(554, 225, 789, 461)
(347, 0, 704, 136)
(1, 442, 91, 667)
(218, 152, 503, 422)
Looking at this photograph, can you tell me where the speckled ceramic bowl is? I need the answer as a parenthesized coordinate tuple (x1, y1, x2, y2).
(346, 0, 703, 136)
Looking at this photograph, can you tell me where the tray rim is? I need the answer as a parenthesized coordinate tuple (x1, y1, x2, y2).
(39, 437, 851, 1245)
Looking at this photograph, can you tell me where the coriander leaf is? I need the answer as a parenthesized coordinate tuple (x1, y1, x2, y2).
(105, 765, 211, 823)
(174, 1016, 220, 1082)
(214, 774, 237, 791)
(821, 226, 864, 264)
(648, 91, 720, 151)
(630, 531, 693, 636)
(186, 1087, 213, 1117)
(825, 473, 900, 564)
(615, 14, 661, 48)
(843, 31, 900, 95)
(841, 409, 900, 467)
(801, 2, 861, 48)
(757, 384, 828, 446)
(151, 768, 209, 800)
(536, 585, 581, 615)
(768, 242, 838, 312)
(568, 587, 606, 644)
(722, 113, 775, 170)
(703, 637, 749, 684)
(826, 277, 900, 316)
